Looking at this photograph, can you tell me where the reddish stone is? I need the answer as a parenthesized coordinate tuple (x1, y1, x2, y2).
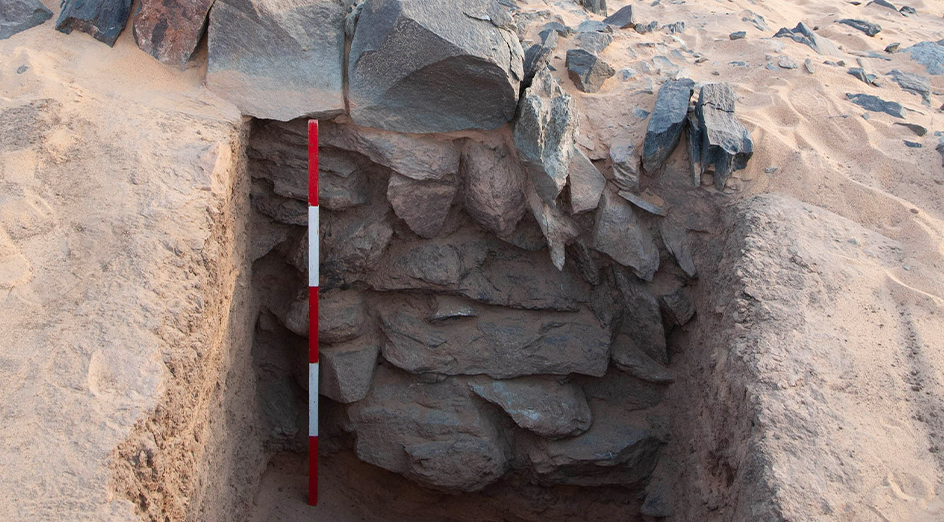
(132, 0, 214, 68)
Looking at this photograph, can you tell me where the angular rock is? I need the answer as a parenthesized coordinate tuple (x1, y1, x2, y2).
(660, 221, 697, 278)
(609, 140, 640, 192)
(523, 29, 559, 86)
(320, 335, 381, 403)
(614, 268, 667, 364)
(774, 22, 841, 57)
(906, 41, 944, 75)
(568, 239, 602, 285)
(320, 289, 367, 344)
(867, 0, 898, 11)
(132, 0, 214, 67)
(321, 205, 394, 281)
(346, 366, 508, 492)
(838, 18, 881, 36)
(459, 249, 591, 311)
(0, 0, 52, 40)
(618, 191, 665, 216)
(593, 190, 659, 281)
(778, 55, 798, 69)
(575, 30, 613, 55)
(729, 31, 745, 40)
(887, 69, 931, 104)
(578, 0, 606, 16)
(611, 333, 674, 383)
(566, 49, 615, 93)
(663, 21, 684, 34)
(387, 172, 459, 238)
(696, 83, 754, 190)
(894, 122, 927, 137)
(525, 403, 665, 486)
(575, 20, 611, 33)
(207, 0, 345, 121)
(603, 5, 634, 28)
(321, 169, 369, 211)
(848, 67, 878, 86)
(468, 376, 591, 438)
(660, 288, 695, 326)
(642, 78, 695, 172)
(55, 0, 132, 46)
(741, 10, 768, 31)
(320, 121, 460, 182)
(900, 5, 916, 15)
(513, 65, 579, 204)
(634, 21, 657, 34)
(526, 187, 581, 270)
(461, 139, 527, 237)
(846, 93, 905, 118)
(569, 147, 606, 213)
(885, 42, 900, 53)
(684, 111, 702, 186)
(347, 0, 524, 133)
(376, 296, 611, 378)
(541, 20, 571, 37)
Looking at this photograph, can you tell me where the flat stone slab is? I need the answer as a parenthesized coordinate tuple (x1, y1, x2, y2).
(642, 78, 694, 172)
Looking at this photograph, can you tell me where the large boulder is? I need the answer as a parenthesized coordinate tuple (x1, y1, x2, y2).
(347, 0, 523, 133)
(55, 0, 132, 46)
(469, 376, 591, 438)
(376, 296, 611, 378)
(0, 0, 52, 40)
(461, 139, 527, 237)
(514, 65, 579, 204)
(132, 0, 214, 67)
(593, 190, 659, 281)
(642, 78, 694, 172)
(207, 0, 346, 121)
(346, 365, 509, 492)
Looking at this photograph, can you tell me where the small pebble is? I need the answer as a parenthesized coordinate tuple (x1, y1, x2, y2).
(16, 65, 28, 74)
(730, 31, 746, 40)
(764, 166, 779, 173)
(862, 112, 871, 120)
(885, 42, 900, 53)
(904, 140, 923, 148)
(804, 58, 815, 74)
(910, 208, 919, 214)
(848, 238, 859, 246)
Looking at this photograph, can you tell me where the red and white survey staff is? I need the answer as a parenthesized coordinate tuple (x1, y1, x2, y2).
(308, 120, 320, 506)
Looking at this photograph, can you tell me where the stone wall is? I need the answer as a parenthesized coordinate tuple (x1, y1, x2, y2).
(248, 106, 698, 499)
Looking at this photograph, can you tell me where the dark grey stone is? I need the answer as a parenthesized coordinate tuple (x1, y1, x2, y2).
(55, 0, 131, 46)
(578, 0, 607, 16)
(0, 0, 52, 40)
(660, 221, 697, 278)
(774, 22, 841, 56)
(684, 111, 702, 186)
(848, 67, 878, 86)
(541, 20, 571, 36)
(663, 21, 684, 34)
(523, 29, 559, 86)
(885, 42, 900, 53)
(320, 334, 381, 403)
(566, 49, 616, 93)
(575, 19, 611, 33)
(575, 30, 613, 54)
(618, 191, 666, 216)
(513, 65, 579, 204)
(837, 18, 881, 36)
(387, 172, 459, 239)
(904, 140, 922, 148)
(613, 268, 667, 364)
(347, 0, 523, 133)
(894, 122, 927, 136)
(660, 288, 695, 326)
(900, 6, 916, 15)
(642, 78, 695, 172)
(846, 93, 906, 118)
(593, 190, 660, 281)
(729, 31, 746, 40)
(887, 69, 931, 103)
(906, 41, 944, 75)
(609, 140, 640, 192)
(132, 0, 215, 67)
(741, 10, 768, 31)
(634, 20, 658, 34)
(207, 0, 345, 121)
(461, 139, 527, 237)
(696, 83, 754, 190)
(604, 5, 634, 28)
(346, 366, 509, 492)
(569, 147, 606, 213)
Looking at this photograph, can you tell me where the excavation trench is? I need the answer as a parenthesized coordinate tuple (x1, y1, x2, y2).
(236, 116, 711, 521)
